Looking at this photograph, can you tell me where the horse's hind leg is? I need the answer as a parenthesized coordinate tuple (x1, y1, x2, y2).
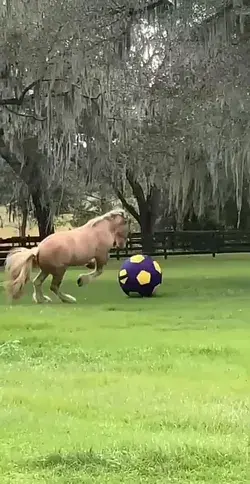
(50, 271, 76, 303)
(32, 270, 52, 304)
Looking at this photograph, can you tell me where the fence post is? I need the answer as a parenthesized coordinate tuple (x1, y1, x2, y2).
(125, 243, 128, 257)
(169, 232, 175, 252)
(212, 232, 216, 258)
(163, 235, 168, 259)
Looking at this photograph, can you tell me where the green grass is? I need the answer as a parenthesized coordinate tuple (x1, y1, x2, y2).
(0, 254, 249, 484)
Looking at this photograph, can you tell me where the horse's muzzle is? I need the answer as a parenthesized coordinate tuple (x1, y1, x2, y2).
(117, 241, 127, 249)
(119, 244, 125, 250)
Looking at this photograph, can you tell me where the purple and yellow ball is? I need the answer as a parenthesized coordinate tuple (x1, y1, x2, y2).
(118, 254, 162, 297)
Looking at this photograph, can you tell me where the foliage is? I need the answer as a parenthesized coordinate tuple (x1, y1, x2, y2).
(1, 1, 250, 229)
(70, 193, 115, 227)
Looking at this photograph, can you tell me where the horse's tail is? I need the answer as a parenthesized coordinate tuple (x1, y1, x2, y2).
(5, 246, 39, 300)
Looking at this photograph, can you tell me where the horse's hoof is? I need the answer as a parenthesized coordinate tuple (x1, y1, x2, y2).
(43, 295, 52, 303)
(32, 293, 43, 304)
(77, 277, 82, 287)
(61, 294, 77, 303)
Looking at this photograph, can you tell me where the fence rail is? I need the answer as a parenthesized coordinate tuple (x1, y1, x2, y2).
(1, 230, 250, 265)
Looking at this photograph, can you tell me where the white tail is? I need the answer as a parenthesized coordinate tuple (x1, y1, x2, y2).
(5, 246, 39, 300)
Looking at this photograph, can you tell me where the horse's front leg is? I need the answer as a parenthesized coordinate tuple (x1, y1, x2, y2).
(85, 258, 96, 270)
(77, 258, 103, 287)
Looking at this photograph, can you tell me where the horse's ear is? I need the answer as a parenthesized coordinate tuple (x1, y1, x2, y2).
(119, 210, 129, 223)
(109, 208, 126, 220)
(109, 212, 117, 220)
(118, 208, 127, 219)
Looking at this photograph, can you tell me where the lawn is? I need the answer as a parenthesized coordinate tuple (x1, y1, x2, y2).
(0, 254, 249, 484)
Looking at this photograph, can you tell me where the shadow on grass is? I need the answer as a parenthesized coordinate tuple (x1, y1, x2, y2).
(32, 449, 122, 473)
(28, 446, 243, 479)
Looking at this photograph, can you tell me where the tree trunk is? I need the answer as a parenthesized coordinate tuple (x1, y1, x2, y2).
(114, 172, 160, 254)
(31, 190, 54, 239)
(139, 205, 155, 254)
(0, 135, 56, 239)
(138, 185, 160, 254)
(19, 204, 28, 237)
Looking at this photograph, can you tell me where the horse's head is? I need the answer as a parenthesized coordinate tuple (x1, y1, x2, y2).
(108, 208, 130, 249)
(87, 208, 130, 249)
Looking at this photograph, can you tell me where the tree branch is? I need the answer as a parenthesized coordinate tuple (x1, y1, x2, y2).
(129, 0, 173, 18)
(0, 77, 103, 108)
(0, 79, 40, 106)
(5, 106, 46, 122)
(113, 186, 140, 222)
(70, 85, 103, 102)
(126, 169, 146, 207)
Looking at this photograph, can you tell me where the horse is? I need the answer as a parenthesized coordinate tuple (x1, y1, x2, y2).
(5, 208, 129, 304)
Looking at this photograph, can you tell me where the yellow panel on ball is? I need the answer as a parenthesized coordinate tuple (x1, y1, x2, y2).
(153, 260, 162, 274)
(130, 254, 145, 263)
(119, 269, 127, 278)
(120, 277, 128, 285)
(137, 270, 151, 285)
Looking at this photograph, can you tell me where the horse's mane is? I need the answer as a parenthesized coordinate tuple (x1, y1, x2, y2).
(86, 208, 126, 227)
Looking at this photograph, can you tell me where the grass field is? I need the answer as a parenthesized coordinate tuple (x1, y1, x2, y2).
(0, 255, 249, 484)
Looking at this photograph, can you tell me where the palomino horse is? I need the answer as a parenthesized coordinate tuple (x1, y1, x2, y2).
(5, 208, 129, 304)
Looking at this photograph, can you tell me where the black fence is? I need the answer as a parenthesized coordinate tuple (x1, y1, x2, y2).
(1, 230, 250, 265)
(112, 230, 250, 259)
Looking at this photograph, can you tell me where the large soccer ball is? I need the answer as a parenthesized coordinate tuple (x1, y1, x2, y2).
(118, 254, 162, 297)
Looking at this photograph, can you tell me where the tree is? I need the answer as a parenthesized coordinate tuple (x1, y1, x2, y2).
(0, 0, 139, 235)
(86, 0, 247, 242)
(0, 0, 174, 240)
(1, 0, 250, 241)
(154, 0, 250, 228)
(108, 0, 250, 233)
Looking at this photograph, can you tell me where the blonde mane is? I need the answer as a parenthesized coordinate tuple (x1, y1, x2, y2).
(86, 208, 126, 228)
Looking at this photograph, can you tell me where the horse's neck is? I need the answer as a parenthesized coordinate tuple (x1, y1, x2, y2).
(94, 221, 116, 247)
(77, 221, 115, 243)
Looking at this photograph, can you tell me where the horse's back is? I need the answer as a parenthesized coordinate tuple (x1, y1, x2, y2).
(38, 231, 75, 271)
(37, 227, 96, 271)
